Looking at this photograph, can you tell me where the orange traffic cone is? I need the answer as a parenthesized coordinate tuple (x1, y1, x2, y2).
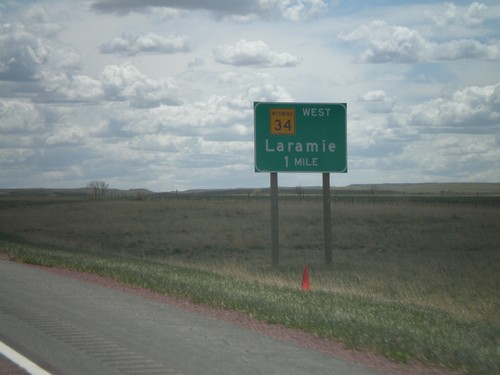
(301, 265, 310, 291)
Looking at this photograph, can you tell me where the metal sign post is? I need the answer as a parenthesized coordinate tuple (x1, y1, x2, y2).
(323, 173, 332, 265)
(270, 172, 279, 268)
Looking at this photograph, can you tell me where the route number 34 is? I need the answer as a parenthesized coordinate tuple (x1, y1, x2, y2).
(270, 108, 296, 135)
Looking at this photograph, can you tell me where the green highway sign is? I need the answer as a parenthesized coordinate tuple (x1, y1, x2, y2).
(254, 102, 347, 173)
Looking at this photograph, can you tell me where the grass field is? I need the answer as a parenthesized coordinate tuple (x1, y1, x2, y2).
(0, 194, 499, 374)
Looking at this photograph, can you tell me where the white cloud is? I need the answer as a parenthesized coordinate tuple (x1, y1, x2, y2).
(0, 23, 50, 81)
(100, 32, 191, 56)
(428, 2, 487, 28)
(397, 133, 500, 181)
(0, 21, 82, 83)
(0, 100, 46, 135)
(43, 73, 104, 102)
(359, 90, 395, 113)
(270, 0, 328, 21)
(45, 125, 86, 146)
(22, 5, 63, 37)
(246, 83, 294, 102)
(391, 83, 500, 132)
(339, 20, 430, 63)
(0, 148, 37, 165)
(432, 39, 500, 61)
(187, 57, 204, 69)
(1, 1, 499, 190)
(100, 63, 180, 107)
(89, 0, 328, 20)
(359, 90, 390, 102)
(340, 20, 500, 63)
(347, 83, 500, 182)
(213, 39, 301, 67)
(117, 80, 292, 140)
(11, 60, 180, 107)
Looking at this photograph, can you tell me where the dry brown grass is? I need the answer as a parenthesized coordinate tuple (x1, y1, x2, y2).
(1, 197, 499, 323)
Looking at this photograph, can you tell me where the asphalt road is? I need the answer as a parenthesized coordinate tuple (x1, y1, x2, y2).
(0, 259, 386, 375)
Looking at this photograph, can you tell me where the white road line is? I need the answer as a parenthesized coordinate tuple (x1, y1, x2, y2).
(0, 340, 52, 375)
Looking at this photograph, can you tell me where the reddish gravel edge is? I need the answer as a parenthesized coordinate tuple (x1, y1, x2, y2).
(0, 354, 29, 375)
(1, 254, 462, 375)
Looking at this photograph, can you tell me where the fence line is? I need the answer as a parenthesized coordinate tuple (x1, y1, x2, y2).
(1, 189, 499, 207)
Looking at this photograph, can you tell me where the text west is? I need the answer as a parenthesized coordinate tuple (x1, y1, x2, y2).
(302, 107, 331, 117)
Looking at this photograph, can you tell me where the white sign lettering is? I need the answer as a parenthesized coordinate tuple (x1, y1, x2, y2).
(265, 139, 336, 153)
(302, 107, 331, 117)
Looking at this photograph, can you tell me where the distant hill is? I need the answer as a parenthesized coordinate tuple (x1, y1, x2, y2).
(0, 187, 153, 197)
(179, 183, 500, 196)
(1, 183, 499, 197)
(340, 183, 500, 195)
(0, 188, 89, 197)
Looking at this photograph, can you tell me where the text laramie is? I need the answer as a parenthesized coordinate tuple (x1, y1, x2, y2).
(265, 139, 336, 153)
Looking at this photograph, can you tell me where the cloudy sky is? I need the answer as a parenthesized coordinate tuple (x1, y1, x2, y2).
(1, 0, 499, 191)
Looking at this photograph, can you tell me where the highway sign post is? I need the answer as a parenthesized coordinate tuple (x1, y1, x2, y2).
(254, 102, 347, 268)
